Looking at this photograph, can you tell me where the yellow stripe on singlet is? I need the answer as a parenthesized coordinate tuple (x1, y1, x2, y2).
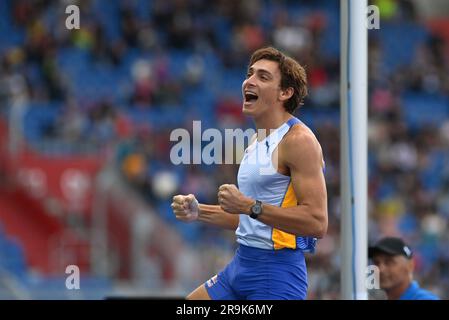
(272, 182, 297, 250)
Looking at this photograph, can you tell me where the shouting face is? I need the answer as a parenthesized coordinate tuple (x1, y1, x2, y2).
(242, 59, 293, 118)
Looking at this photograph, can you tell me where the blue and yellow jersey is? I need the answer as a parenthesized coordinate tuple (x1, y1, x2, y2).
(235, 117, 317, 252)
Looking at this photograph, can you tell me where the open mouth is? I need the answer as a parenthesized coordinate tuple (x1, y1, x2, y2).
(244, 91, 258, 103)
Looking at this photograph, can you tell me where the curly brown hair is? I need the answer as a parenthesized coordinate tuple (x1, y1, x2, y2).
(248, 47, 308, 114)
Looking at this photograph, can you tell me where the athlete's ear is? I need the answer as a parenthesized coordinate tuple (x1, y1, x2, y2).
(279, 87, 294, 102)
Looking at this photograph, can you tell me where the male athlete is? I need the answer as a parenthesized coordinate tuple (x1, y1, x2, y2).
(171, 47, 328, 300)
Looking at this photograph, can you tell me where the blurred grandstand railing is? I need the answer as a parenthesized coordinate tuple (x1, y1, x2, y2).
(92, 164, 207, 294)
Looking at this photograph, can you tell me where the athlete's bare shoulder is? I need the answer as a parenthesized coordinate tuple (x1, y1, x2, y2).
(280, 122, 324, 169)
(283, 122, 321, 150)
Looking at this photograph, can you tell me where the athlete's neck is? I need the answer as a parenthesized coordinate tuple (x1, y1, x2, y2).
(253, 112, 293, 141)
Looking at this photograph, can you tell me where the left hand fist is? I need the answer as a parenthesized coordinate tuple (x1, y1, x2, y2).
(218, 184, 253, 214)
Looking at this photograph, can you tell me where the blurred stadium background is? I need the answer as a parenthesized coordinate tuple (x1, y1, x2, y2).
(0, 0, 449, 299)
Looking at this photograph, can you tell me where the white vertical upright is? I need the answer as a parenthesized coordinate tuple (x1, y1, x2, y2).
(340, 0, 368, 300)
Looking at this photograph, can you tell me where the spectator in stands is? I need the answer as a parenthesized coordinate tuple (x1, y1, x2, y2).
(369, 237, 440, 300)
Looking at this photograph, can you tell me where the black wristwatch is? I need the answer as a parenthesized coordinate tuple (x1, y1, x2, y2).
(249, 200, 263, 219)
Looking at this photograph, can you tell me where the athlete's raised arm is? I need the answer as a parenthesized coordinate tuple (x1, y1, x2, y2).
(257, 125, 328, 238)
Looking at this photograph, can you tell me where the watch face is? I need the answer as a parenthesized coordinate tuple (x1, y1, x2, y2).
(252, 204, 262, 214)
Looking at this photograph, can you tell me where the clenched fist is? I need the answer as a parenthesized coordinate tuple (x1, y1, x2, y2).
(217, 184, 254, 214)
(171, 194, 199, 222)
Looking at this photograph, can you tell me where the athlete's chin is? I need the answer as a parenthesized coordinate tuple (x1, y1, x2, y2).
(242, 107, 254, 116)
(242, 103, 257, 116)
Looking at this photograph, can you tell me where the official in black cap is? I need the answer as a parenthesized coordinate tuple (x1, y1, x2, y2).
(368, 237, 439, 300)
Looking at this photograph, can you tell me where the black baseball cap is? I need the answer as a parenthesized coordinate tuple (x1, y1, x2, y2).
(368, 237, 413, 259)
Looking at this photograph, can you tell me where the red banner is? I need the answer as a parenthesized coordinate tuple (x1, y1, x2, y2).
(6, 150, 103, 215)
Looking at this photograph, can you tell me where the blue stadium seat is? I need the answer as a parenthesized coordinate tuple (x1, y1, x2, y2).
(89, 0, 121, 42)
(319, 11, 340, 58)
(378, 23, 429, 70)
(0, 237, 27, 277)
(0, 0, 25, 52)
(168, 50, 190, 78)
(23, 102, 61, 143)
(398, 213, 419, 236)
(299, 107, 340, 131)
(420, 151, 446, 191)
(401, 92, 449, 129)
(220, 69, 245, 96)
